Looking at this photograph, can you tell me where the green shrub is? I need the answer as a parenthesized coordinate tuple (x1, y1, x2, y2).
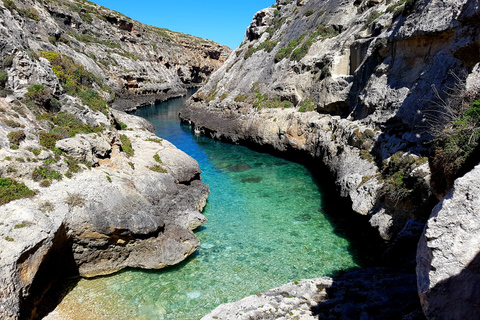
(0, 71, 8, 88)
(0, 178, 36, 205)
(145, 137, 163, 144)
(31, 149, 41, 156)
(304, 9, 315, 17)
(7, 130, 25, 145)
(39, 132, 62, 149)
(38, 51, 109, 113)
(234, 95, 248, 103)
(275, 33, 306, 62)
(120, 134, 134, 157)
(148, 164, 167, 173)
(32, 166, 62, 181)
(2, 56, 13, 68)
(299, 99, 315, 112)
(116, 121, 128, 130)
(432, 98, 480, 190)
(244, 40, 278, 59)
(37, 111, 102, 138)
(26, 84, 51, 107)
(378, 152, 428, 203)
(2, 0, 16, 11)
(18, 8, 40, 21)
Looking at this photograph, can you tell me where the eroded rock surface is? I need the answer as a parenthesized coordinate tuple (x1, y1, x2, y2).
(0, 0, 230, 111)
(0, 106, 209, 319)
(417, 163, 480, 319)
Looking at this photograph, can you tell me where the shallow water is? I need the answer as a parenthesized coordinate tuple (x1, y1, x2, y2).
(50, 91, 361, 320)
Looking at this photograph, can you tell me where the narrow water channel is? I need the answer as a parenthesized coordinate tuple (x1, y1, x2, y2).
(48, 90, 365, 320)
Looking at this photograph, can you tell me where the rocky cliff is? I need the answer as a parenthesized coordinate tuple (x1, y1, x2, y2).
(0, 0, 220, 319)
(0, 0, 230, 112)
(180, 0, 480, 318)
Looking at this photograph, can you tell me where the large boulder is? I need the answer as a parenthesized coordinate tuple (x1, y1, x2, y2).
(417, 163, 480, 319)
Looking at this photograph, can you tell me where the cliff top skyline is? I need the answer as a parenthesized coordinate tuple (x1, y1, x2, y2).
(89, 0, 275, 49)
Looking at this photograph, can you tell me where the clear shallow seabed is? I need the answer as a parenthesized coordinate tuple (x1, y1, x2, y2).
(50, 91, 362, 319)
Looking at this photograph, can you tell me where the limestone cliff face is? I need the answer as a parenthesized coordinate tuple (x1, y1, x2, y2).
(1, 0, 230, 111)
(179, 0, 480, 318)
(180, 0, 480, 241)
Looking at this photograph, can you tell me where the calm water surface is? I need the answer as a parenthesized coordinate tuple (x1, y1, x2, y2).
(51, 90, 361, 319)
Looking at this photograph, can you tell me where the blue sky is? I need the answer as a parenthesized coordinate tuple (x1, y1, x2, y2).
(89, 0, 275, 49)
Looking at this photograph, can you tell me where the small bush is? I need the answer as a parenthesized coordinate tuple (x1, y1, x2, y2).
(26, 84, 51, 107)
(234, 95, 248, 103)
(40, 180, 51, 187)
(32, 166, 62, 182)
(3, 119, 24, 128)
(149, 164, 167, 173)
(120, 134, 134, 157)
(299, 99, 315, 112)
(31, 149, 41, 156)
(304, 9, 315, 17)
(378, 152, 428, 204)
(7, 130, 26, 145)
(64, 192, 85, 211)
(39, 132, 62, 149)
(0, 178, 37, 205)
(145, 137, 163, 144)
(2, 0, 16, 11)
(0, 71, 8, 88)
(153, 154, 162, 163)
(18, 8, 40, 21)
(2, 56, 13, 68)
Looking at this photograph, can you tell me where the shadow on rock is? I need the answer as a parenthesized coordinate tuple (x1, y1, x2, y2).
(312, 268, 425, 320)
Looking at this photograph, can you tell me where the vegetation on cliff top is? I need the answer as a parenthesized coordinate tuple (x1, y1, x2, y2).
(38, 51, 109, 113)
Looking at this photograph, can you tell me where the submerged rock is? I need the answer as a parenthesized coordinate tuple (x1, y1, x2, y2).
(241, 177, 263, 183)
(228, 163, 252, 172)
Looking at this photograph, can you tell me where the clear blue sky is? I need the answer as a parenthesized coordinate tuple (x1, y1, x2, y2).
(89, 0, 275, 49)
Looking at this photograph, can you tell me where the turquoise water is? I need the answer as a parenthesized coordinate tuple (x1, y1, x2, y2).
(50, 91, 363, 320)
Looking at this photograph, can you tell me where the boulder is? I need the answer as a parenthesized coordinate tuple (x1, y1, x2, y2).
(417, 163, 480, 319)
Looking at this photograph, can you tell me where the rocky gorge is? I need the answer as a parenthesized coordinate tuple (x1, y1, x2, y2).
(1, 0, 479, 319)
(179, 0, 480, 318)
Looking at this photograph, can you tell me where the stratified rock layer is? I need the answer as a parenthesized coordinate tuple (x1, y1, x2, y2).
(0, 0, 230, 111)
